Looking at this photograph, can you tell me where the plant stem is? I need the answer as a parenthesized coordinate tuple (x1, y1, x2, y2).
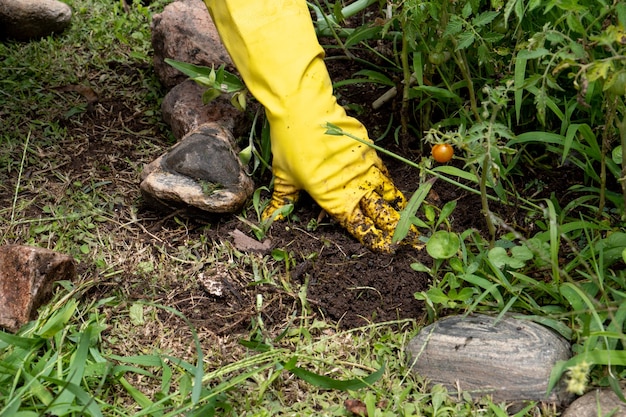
(308, 0, 378, 37)
(400, 28, 411, 147)
(452, 49, 481, 122)
(479, 154, 496, 247)
(599, 96, 618, 216)
(616, 103, 626, 218)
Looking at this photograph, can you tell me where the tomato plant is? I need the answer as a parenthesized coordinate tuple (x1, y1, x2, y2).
(431, 144, 454, 163)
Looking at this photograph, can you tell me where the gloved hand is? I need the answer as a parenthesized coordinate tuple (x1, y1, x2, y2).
(204, 0, 420, 253)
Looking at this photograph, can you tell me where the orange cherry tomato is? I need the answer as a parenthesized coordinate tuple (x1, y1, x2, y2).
(431, 143, 454, 163)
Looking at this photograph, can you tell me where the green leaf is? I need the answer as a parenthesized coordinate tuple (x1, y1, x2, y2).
(287, 362, 385, 391)
(472, 11, 499, 27)
(43, 376, 104, 417)
(443, 16, 463, 37)
(504, 0, 520, 23)
(618, 2, 626, 28)
(436, 200, 457, 228)
(202, 88, 221, 105)
(230, 91, 247, 111)
(456, 32, 475, 50)
(410, 262, 431, 273)
(46, 327, 93, 415)
(165, 58, 213, 80)
(119, 376, 154, 409)
(595, 232, 626, 266)
(352, 70, 394, 87)
(37, 299, 78, 338)
(432, 165, 481, 184)
(165, 59, 244, 92)
(510, 245, 533, 262)
(612, 145, 622, 165)
(488, 247, 510, 269)
(393, 178, 435, 243)
(514, 48, 549, 122)
(412, 85, 463, 102)
(426, 231, 460, 259)
(425, 288, 450, 304)
(108, 354, 163, 367)
(0, 331, 44, 350)
(344, 25, 383, 48)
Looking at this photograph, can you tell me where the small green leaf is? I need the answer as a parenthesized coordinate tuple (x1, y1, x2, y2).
(426, 231, 460, 259)
(410, 262, 431, 273)
(202, 88, 221, 105)
(488, 247, 509, 269)
(472, 11, 498, 27)
(612, 146, 622, 165)
(239, 144, 253, 165)
(233, 90, 247, 111)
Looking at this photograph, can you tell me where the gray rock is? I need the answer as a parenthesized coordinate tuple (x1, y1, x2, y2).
(140, 122, 253, 214)
(151, 0, 232, 89)
(0, 245, 76, 332)
(0, 0, 72, 40)
(162, 80, 244, 140)
(562, 388, 626, 417)
(406, 314, 573, 408)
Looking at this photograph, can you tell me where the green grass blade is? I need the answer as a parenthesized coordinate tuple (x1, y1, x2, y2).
(37, 300, 78, 339)
(41, 376, 103, 417)
(0, 331, 44, 350)
(544, 199, 561, 283)
(393, 178, 435, 243)
(287, 361, 385, 391)
(47, 326, 92, 413)
(119, 376, 155, 410)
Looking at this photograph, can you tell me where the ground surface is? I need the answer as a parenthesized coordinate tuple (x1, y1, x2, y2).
(0, 27, 576, 337)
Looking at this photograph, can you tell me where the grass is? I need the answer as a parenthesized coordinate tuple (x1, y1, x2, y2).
(1, 0, 624, 416)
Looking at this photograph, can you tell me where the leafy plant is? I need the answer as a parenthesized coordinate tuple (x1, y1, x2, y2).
(164, 59, 247, 111)
(236, 186, 293, 241)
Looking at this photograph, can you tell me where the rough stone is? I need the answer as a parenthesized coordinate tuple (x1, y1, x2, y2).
(140, 122, 254, 214)
(0, 0, 72, 40)
(562, 388, 626, 417)
(406, 314, 573, 408)
(151, 0, 232, 89)
(162, 80, 244, 140)
(0, 245, 76, 332)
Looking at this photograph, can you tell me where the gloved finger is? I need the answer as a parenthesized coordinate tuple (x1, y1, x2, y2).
(360, 191, 422, 249)
(361, 164, 408, 211)
(342, 203, 395, 253)
(372, 166, 408, 211)
(262, 174, 300, 222)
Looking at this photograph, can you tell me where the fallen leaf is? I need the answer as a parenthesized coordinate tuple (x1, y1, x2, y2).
(229, 229, 272, 253)
(53, 84, 98, 103)
(344, 398, 368, 416)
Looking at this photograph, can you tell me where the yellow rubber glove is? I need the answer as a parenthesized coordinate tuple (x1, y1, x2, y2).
(204, 0, 419, 253)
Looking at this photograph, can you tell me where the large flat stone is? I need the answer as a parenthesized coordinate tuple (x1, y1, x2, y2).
(406, 314, 573, 408)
